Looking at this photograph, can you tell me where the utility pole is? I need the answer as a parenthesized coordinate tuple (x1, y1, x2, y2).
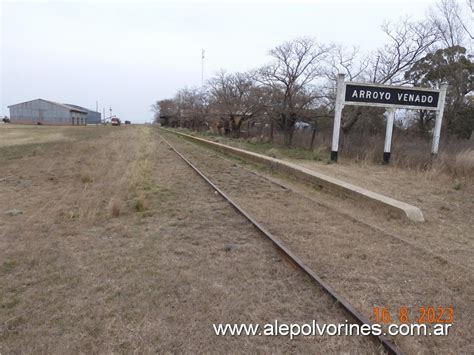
(103, 108, 106, 124)
(201, 49, 205, 87)
(109, 107, 112, 119)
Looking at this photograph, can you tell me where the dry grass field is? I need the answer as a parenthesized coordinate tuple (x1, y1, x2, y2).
(0, 125, 75, 147)
(1, 125, 385, 353)
(1, 124, 472, 353)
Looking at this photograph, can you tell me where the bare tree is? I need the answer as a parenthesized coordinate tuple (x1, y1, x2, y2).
(258, 37, 332, 146)
(151, 99, 178, 125)
(174, 87, 210, 130)
(325, 45, 372, 83)
(208, 70, 264, 137)
(324, 19, 439, 137)
(326, 17, 442, 88)
(373, 19, 440, 85)
(430, 0, 473, 48)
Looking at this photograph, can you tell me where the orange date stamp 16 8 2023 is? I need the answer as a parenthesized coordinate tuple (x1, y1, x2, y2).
(371, 306, 454, 324)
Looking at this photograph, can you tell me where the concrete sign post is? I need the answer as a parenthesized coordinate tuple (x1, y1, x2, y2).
(330, 75, 447, 163)
(383, 108, 396, 164)
(431, 83, 448, 155)
(330, 74, 346, 162)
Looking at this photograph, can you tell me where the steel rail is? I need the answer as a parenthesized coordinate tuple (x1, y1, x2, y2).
(211, 150, 466, 273)
(176, 133, 464, 274)
(159, 133, 403, 355)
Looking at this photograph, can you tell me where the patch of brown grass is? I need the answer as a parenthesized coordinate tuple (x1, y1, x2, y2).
(337, 133, 474, 181)
(132, 197, 148, 212)
(0, 124, 70, 147)
(81, 174, 93, 184)
(109, 199, 122, 217)
(435, 149, 474, 179)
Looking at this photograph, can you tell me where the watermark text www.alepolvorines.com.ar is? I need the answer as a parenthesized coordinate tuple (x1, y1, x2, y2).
(213, 320, 452, 340)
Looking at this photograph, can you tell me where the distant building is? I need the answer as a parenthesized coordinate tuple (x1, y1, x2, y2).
(65, 104, 101, 124)
(7, 99, 89, 125)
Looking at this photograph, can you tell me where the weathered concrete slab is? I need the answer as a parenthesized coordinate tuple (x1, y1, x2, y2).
(162, 129, 425, 222)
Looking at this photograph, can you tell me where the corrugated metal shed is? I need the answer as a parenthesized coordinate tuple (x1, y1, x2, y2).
(8, 99, 88, 125)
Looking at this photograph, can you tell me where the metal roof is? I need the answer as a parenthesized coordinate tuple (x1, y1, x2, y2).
(64, 104, 99, 113)
(7, 99, 88, 114)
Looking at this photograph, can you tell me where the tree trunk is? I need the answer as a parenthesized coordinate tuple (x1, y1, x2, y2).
(418, 110, 425, 135)
(231, 120, 242, 138)
(270, 120, 274, 143)
(309, 124, 317, 150)
(341, 107, 362, 134)
(283, 113, 296, 147)
(223, 120, 231, 135)
(284, 125, 295, 146)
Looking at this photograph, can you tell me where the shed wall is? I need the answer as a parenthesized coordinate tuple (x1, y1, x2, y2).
(86, 111, 101, 124)
(8, 99, 87, 125)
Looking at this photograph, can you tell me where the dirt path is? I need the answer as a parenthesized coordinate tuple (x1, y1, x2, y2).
(0, 126, 381, 353)
(162, 130, 473, 354)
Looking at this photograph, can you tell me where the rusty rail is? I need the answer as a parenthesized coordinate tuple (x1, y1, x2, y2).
(159, 133, 403, 355)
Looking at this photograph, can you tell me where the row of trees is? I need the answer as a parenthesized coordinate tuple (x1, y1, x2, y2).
(152, 0, 473, 146)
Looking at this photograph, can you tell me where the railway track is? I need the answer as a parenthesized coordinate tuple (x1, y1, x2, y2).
(159, 133, 402, 355)
(210, 150, 469, 274)
(159, 130, 473, 354)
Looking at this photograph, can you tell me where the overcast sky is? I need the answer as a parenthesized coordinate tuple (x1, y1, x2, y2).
(1, 0, 435, 123)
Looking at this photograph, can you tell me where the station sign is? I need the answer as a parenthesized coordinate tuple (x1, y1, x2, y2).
(330, 74, 447, 163)
(344, 84, 440, 110)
